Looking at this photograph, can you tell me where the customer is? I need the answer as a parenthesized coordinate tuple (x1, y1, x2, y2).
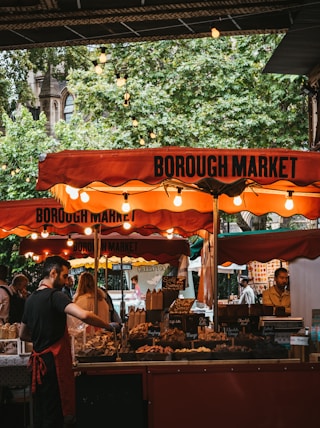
(0, 264, 9, 324)
(7, 273, 29, 323)
(238, 276, 255, 305)
(262, 267, 291, 315)
(62, 274, 75, 300)
(19, 256, 115, 428)
(131, 274, 141, 300)
(73, 271, 110, 323)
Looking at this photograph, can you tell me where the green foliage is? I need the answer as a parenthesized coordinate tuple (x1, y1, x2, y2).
(57, 35, 308, 149)
(0, 107, 57, 200)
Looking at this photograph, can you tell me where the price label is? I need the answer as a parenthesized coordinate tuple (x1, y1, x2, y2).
(148, 325, 161, 338)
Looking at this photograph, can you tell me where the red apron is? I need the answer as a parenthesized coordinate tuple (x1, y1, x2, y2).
(28, 327, 75, 418)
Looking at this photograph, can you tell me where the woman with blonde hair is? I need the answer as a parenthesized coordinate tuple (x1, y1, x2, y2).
(73, 272, 110, 322)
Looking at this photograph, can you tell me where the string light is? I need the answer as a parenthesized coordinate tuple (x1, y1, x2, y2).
(123, 221, 131, 230)
(116, 73, 127, 87)
(132, 117, 139, 127)
(84, 227, 93, 235)
(285, 190, 294, 210)
(99, 47, 107, 64)
(211, 27, 220, 38)
(139, 136, 145, 146)
(233, 195, 243, 206)
(80, 191, 90, 203)
(122, 193, 131, 213)
(67, 235, 74, 247)
(173, 188, 183, 207)
(41, 226, 49, 238)
(92, 60, 103, 75)
(31, 232, 38, 240)
(149, 131, 156, 139)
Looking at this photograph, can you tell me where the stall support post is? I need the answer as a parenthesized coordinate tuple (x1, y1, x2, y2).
(213, 194, 219, 332)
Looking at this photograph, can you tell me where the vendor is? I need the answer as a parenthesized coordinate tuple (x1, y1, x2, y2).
(262, 267, 291, 315)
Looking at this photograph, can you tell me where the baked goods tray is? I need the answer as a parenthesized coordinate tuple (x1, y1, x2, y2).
(76, 354, 117, 363)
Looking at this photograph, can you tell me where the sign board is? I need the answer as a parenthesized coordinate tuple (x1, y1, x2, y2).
(162, 276, 186, 290)
(112, 263, 132, 271)
(148, 325, 161, 338)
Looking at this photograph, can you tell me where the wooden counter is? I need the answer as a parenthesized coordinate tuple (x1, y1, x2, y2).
(74, 359, 319, 428)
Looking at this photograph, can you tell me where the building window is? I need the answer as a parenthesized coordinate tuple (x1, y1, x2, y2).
(64, 94, 74, 122)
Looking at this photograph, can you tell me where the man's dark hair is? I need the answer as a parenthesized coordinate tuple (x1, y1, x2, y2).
(274, 267, 288, 278)
(0, 265, 8, 281)
(42, 256, 71, 278)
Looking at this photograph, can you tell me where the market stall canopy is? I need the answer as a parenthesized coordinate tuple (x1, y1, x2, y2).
(19, 232, 190, 266)
(69, 256, 159, 270)
(0, 197, 213, 238)
(218, 229, 320, 265)
(36, 147, 320, 219)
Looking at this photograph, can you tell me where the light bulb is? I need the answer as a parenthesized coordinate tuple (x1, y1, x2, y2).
(233, 195, 242, 206)
(116, 74, 126, 87)
(123, 221, 131, 230)
(167, 228, 174, 234)
(139, 137, 145, 146)
(84, 227, 93, 235)
(124, 92, 130, 101)
(167, 233, 173, 240)
(41, 228, 49, 238)
(211, 27, 220, 38)
(92, 60, 103, 75)
(69, 188, 79, 200)
(67, 236, 74, 247)
(31, 232, 38, 240)
(99, 47, 107, 64)
(285, 191, 294, 210)
(173, 188, 182, 207)
(80, 191, 90, 203)
(122, 193, 131, 213)
(150, 131, 156, 139)
(132, 117, 138, 127)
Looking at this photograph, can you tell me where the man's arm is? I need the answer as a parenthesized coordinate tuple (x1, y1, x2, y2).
(19, 322, 32, 342)
(65, 302, 114, 330)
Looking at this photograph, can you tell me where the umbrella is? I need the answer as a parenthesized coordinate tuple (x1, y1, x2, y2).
(36, 147, 320, 329)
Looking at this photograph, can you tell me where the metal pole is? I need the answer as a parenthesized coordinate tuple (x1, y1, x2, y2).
(93, 225, 100, 315)
(213, 195, 219, 331)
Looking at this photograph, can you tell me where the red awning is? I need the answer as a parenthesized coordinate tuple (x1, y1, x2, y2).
(0, 197, 213, 238)
(19, 232, 190, 266)
(36, 147, 320, 219)
(218, 229, 320, 265)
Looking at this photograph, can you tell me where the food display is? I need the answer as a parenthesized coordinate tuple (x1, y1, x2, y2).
(76, 330, 118, 362)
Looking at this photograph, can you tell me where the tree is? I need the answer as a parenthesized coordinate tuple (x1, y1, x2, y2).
(55, 35, 308, 150)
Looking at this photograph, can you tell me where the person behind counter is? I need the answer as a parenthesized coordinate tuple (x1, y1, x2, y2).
(62, 274, 75, 300)
(131, 274, 141, 300)
(19, 256, 116, 428)
(238, 276, 255, 305)
(73, 272, 111, 323)
(262, 267, 291, 315)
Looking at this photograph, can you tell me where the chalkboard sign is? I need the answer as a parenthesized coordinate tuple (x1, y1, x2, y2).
(169, 314, 184, 330)
(262, 325, 275, 336)
(185, 314, 201, 340)
(237, 317, 250, 326)
(112, 263, 132, 270)
(162, 276, 186, 290)
(226, 327, 239, 337)
(148, 325, 161, 338)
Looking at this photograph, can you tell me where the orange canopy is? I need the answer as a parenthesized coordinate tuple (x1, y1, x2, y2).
(36, 147, 320, 219)
(0, 197, 213, 238)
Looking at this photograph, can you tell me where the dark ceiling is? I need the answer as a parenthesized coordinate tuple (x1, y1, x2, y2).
(0, 1, 319, 77)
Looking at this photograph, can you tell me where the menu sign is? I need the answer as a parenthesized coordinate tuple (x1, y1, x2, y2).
(148, 325, 161, 338)
(162, 276, 186, 290)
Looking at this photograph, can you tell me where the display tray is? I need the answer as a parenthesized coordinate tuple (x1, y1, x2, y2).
(76, 353, 117, 363)
(157, 340, 191, 350)
(128, 338, 154, 350)
(136, 352, 172, 361)
(211, 351, 253, 360)
(119, 351, 137, 362)
(194, 340, 231, 349)
(173, 351, 212, 361)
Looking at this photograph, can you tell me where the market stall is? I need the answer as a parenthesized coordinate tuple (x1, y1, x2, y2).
(35, 147, 320, 330)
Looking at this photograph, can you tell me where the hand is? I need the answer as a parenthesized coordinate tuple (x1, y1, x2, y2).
(109, 322, 122, 333)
